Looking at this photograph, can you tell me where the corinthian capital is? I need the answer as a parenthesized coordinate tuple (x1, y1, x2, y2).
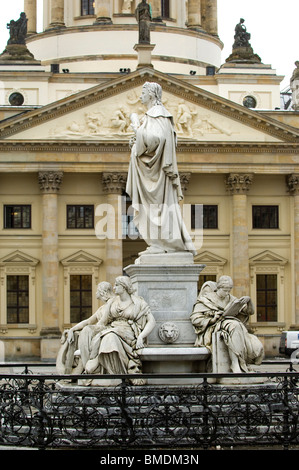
(225, 173, 253, 195)
(102, 172, 127, 194)
(38, 171, 63, 193)
(286, 174, 299, 195)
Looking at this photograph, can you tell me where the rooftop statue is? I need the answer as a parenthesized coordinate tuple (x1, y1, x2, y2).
(126, 81, 197, 256)
(135, 0, 152, 44)
(7, 12, 28, 46)
(190, 276, 264, 373)
(233, 18, 251, 48)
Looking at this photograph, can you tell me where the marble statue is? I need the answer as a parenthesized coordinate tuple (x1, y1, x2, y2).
(135, 0, 152, 44)
(126, 81, 197, 256)
(291, 61, 299, 111)
(233, 18, 251, 48)
(190, 276, 264, 373)
(56, 281, 114, 375)
(57, 276, 155, 385)
(7, 12, 28, 45)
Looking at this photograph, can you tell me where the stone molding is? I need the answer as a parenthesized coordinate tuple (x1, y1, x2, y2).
(102, 171, 127, 194)
(38, 171, 63, 193)
(225, 173, 254, 194)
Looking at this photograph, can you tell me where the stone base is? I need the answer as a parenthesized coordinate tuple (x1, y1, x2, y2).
(225, 46, 262, 64)
(40, 336, 61, 361)
(124, 261, 205, 347)
(134, 43, 155, 68)
(0, 44, 40, 63)
(140, 346, 210, 384)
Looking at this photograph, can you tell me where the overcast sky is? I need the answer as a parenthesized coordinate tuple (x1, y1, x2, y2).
(0, 0, 296, 89)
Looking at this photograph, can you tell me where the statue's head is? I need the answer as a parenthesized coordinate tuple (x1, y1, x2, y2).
(216, 276, 233, 298)
(114, 276, 135, 295)
(142, 82, 162, 106)
(96, 281, 114, 301)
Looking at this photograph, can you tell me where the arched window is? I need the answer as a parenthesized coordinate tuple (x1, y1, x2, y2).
(161, 0, 170, 18)
(81, 0, 95, 16)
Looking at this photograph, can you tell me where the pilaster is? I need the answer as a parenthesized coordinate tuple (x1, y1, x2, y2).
(102, 172, 127, 284)
(48, 0, 65, 29)
(287, 174, 299, 326)
(225, 173, 253, 298)
(38, 171, 63, 358)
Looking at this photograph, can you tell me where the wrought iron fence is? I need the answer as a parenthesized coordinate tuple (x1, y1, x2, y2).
(0, 362, 298, 450)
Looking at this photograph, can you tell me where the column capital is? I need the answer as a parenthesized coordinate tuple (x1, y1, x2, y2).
(225, 173, 254, 195)
(102, 172, 127, 194)
(179, 172, 192, 194)
(286, 174, 299, 195)
(38, 171, 63, 193)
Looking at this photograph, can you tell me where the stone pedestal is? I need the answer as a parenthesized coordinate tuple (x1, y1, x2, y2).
(125, 254, 205, 347)
(125, 254, 207, 380)
(134, 43, 155, 69)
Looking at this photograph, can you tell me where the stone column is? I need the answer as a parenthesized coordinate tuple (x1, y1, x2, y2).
(151, 0, 162, 22)
(202, 0, 218, 35)
(24, 0, 37, 34)
(187, 0, 202, 29)
(287, 174, 299, 326)
(102, 172, 127, 285)
(38, 171, 63, 359)
(94, 0, 112, 24)
(48, 0, 65, 29)
(225, 173, 253, 298)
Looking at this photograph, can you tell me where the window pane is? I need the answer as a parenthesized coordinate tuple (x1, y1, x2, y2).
(7, 275, 29, 323)
(252, 206, 279, 229)
(70, 274, 92, 323)
(4, 205, 31, 229)
(256, 274, 277, 322)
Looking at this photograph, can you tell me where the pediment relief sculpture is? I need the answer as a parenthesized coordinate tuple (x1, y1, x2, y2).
(48, 89, 236, 141)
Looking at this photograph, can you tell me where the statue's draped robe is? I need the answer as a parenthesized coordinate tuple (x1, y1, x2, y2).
(126, 104, 196, 254)
(190, 290, 264, 372)
(85, 294, 151, 375)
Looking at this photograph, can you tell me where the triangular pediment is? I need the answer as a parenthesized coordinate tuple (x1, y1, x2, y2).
(194, 250, 227, 266)
(0, 68, 298, 145)
(250, 250, 288, 265)
(60, 250, 103, 266)
(0, 250, 39, 266)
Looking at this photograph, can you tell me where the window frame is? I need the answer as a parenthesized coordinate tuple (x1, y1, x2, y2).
(191, 204, 218, 230)
(4, 204, 31, 229)
(66, 204, 94, 229)
(252, 205, 279, 230)
(81, 0, 95, 16)
(6, 275, 29, 324)
(256, 273, 278, 322)
(69, 274, 93, 323)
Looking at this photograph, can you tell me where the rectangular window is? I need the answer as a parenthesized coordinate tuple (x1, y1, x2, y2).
(7, 275, 29, 324)
(70, 275, 92, 323)
(256, 274, 277, 322)
(161, 0, 170, 18)
(191, 204, 218, 229)
(4, 205, 31, 229)
(198, 274, 217, 293)
(67, 205, 94, 229)
(252, 205, 279, 229)
(81, 0, 95, 16)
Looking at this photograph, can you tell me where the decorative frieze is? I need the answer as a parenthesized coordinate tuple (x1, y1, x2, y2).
(225, 173, 253, 194)
(38, 171, 63, 193)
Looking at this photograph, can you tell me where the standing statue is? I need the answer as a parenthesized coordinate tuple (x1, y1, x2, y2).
(7, 12, 28, 45)
(190, 276, 264, 373)
(233, 18, 251, 48)
(135, 0, 152, 44)
(126, 81, 197, 256)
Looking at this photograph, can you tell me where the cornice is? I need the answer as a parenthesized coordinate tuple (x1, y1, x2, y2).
(0, 68, 298, 142)
(0, 139, 298, 154)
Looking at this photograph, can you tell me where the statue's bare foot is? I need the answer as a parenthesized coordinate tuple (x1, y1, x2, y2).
(85, 358, 98, 374)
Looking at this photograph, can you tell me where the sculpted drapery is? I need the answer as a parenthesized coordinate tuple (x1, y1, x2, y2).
(190, 276, 264, 373)
(126, 81, 196, 255)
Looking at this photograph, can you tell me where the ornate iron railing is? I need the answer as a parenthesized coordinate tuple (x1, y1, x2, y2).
(0, 362, 298, 450)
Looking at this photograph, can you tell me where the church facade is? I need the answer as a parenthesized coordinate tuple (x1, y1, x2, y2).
(0, 0, 298, 360)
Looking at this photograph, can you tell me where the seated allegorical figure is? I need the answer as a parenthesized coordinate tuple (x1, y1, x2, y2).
(190, 275, 264, 373)
(56, 281, 115, 375)
(84, 276, 155, 384)
(57, 276, 156, 385)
